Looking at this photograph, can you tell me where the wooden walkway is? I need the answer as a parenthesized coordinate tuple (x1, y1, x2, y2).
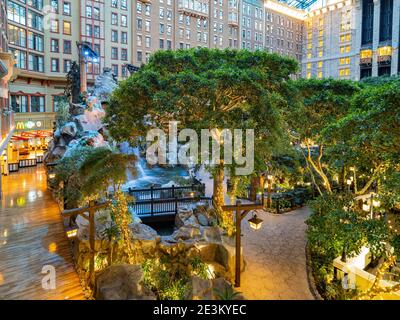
(0, 165, 85, 300)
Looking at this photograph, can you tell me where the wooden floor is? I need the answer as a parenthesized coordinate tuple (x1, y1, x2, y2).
(0, 165, 85, 300)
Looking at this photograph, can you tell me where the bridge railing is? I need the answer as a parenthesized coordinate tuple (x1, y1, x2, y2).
(129, 196, 212, 218)
(127, 183, 206, 201)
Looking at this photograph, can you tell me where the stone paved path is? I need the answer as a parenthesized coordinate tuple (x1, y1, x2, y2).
(239, 207, 314, 300)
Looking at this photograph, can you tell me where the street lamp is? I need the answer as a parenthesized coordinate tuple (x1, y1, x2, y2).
(77, 41, 99, 94)
(222, 200, 264, 287)
(248, 213, 263, 230)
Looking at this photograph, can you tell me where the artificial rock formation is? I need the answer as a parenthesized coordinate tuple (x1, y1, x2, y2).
(95, 264, 156, 300)
(72, 203, 242, 296)
(44, 68, 115, 164)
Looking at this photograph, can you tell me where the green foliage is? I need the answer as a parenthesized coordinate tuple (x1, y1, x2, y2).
(79, 146, 137, 198)
(190, 256, 210, 279)
(213, 286, 241, 300)
(307, 193, 392, 299)
(53, 146, 94, 208)
(142, 258, 189, 300)
(55, 98, 71, 127)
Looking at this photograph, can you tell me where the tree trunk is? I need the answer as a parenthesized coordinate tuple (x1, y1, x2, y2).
(213, 166, 234, 236)
(249, 175, 265, 202)
(229, 176, 239, 204)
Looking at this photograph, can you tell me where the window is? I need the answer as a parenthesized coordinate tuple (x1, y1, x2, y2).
(111, 47, 118, 59)
(51, 0, 59, 13)
(28, 10, 43, 31)
(86, 5, 92, 18)
(112, 30, 118, 42)
(86, 25, 92, 36)
(121, 48, 127, 61)
(51, 58, 59, 72)
(121, 0, 127, 10)
(63, 2, 71, 15)
(306, 63, 311, 69)
(94, 26, 100, 38)
(8, 2, 26, 25)
(137, 18, 142, 31)
(94, 44, 100, 55)
(122, 65, 127, 77)
(51, 39, 59, 52)
(137, 35, 142, 46)
(112, 64, 118, 76)
(317, 71, 323, 78)
(30, 96, 45, 112)
(10, 95, 28, 113)
(121, 32, 127, 44)
(145, 4, 151, 15)
(159, 39, 164, 49)
(121, 15, 127, 27)
(8, 25, 26, 47)
(145, 36, 151, 48)
(51, 20, 59, 33)
(137, 51, 142, 62)
(93, 7, 100, 19)
(28, 32, 43, 51)
(137, 3, 142, 13)
(111, 0, 118, 8)
(145, 20, 151, 32)
(318, 61, 323, 68)
(63, 21, 71, 35)
(63, 59, 71, 73)
(11, 49, 26, 69)
(112, 13, 118, 25)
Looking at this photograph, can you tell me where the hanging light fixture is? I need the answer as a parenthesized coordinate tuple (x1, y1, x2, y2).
(248, 213, 263, 230)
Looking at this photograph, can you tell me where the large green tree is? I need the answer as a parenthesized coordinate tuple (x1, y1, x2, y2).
(287, 78, 361, 194)
(106, 48, 298, 234)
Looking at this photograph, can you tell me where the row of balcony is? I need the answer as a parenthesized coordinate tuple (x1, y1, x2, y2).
(359, 46, 392, 67)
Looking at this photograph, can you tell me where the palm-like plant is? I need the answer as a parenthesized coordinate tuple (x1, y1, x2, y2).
(79, 146, 137, 198)
(213, 286, 242, 300)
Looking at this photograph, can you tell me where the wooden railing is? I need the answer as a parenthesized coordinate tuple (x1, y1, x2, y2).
(128, 184, 206, 201)
(130, 196, 212, 222)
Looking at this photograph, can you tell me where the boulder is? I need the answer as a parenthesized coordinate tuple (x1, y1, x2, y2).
(70, 103, 86, 116)
(95, 264, 156, 300)
(74, 109, 105, 132)
(197, 213, 209, 226)
(187, 276, 213, 300)
(93, 67, 118, 102)
(203, 226, 222, 242)
(175, 207, 194, 228)
(172, 226, 201, 241)
(130, 222, 158, 241)
(60, 122, 78, 138)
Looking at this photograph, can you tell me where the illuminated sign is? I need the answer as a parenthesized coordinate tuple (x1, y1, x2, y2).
(15, 121, 43, 130)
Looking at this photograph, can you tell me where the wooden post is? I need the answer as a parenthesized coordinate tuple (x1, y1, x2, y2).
(172, 184, 175, 198)
(276, 198, 280, 214)
(61, 201, 109, 288)
(88, 201, 96, 286)
(150, 186, 154, 216)
(235, 201, 241, 287)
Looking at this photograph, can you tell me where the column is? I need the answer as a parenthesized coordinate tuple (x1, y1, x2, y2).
(391, 0, 400, 75)
(353, 0, 363, 80)
(372, 0, 381, 76)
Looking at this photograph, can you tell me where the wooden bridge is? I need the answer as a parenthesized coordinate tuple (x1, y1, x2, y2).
(127, 184, 211, 223)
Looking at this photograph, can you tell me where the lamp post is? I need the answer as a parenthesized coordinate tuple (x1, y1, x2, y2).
(76, 41, 99, 94)
(222, 199, 264, 287)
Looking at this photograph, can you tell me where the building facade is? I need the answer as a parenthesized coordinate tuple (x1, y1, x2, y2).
(5, 0, 305, 141)
(6, 0, 398, 145)
(302, 0, 400, 80)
